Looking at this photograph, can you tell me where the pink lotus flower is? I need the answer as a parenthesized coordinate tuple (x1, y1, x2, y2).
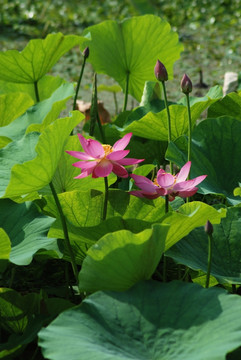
(130, 161, 207, 201)
(66, 133, 144, 179)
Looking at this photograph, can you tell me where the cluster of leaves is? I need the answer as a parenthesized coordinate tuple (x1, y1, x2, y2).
(1, 14, 241, 360)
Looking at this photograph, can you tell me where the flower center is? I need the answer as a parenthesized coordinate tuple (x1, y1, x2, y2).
(102, 144, 113, 156)
(153, 178, 160, 187)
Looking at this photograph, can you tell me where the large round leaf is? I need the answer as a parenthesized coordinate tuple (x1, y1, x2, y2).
(0, 33, 82, 83)
(82, 15, 183, 101)
(39, 280, 241, 360)
(167, 206, 241, 284)
(166, 116, 241, 204)
(78, 224, 168, 292)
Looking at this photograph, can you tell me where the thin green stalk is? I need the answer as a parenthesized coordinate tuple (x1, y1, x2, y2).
(113, 92, 118, 114)
(205, 232, 213, 288)
(49, 181, 79, 284)
(102, 177, 109, 221)
(163, 194, 169, 282)
(73, 56, 87, 111)
(122, 71, 130, 112)
(186, 93, 192, 164)
(97, 112, 106, 143)
(34, 81, 40, 103)
(186, 93, 192, 202)
(161, 81, 173, 174)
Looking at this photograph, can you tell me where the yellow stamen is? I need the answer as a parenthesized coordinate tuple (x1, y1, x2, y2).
(102, 144, 113, 156)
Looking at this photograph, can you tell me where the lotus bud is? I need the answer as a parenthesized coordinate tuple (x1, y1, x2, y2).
(205, 220, 213, 235)
(83, 47, 89, 59)
(154, 60, 168, 82)
(181, 73, 192, 94)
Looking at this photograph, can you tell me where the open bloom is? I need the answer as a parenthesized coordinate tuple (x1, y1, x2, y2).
(66, 133, 144, 179)
(130, 161, 207, 201)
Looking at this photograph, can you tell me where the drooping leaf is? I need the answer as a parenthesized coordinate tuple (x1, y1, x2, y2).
(2, 112, 83, 198)
(0, 200, 60, 265)
(48, 216, 155, 264)
(162, 201, 226, 251)
(82, 15, 183, 101)
(167, 206, 241, 284)
(78, 224, 168, 292)
(0, 82, 75, 144)
(0, 93, 34, 127)
(166, 116, 241, 204)
(0, 33, 82, 83)
(39, 280, 241, 360)
(123, 86, 222, 140)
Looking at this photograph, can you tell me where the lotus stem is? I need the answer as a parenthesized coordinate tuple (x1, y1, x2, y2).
(102, 177, 109, 221)
(161, 80, 173, 174)
(113, 92, 118, 114)
(73, 56, 87, 111)
(122, 71, 130, 112)
(34, 81, 40, 103)
(205, 232, 213, 288)
(49, 181, 79, 285)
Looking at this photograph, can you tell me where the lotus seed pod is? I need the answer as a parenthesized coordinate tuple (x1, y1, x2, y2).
(181, 73, 192, 94)
(154, 60, 168, 82)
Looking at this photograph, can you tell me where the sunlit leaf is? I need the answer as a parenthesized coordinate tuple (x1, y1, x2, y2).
(1, 112, 83, 198)
(78, 224, 168, 292)
(82, 15, 183, 101)
(0, 33, 81, 83)
(0, 93, 34, 127)
(124, 86, 222, 140)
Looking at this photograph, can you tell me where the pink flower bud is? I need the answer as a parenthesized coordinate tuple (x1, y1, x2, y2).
(83, 47, 89, 59)
(154, 60, 168, 82)
(205, 220, 213, 235)
(181, 73, 192, 94)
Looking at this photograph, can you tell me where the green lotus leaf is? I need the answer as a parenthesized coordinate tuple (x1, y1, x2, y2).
(0, 93, 34, 127)
(0, 228, 11, 272)
(43, 189, 166, 227)
(78, 224, 168, 293)
(46, 191, 225, 257)
(39, 280, 241, 360)
(0, 199, 60, 265)
(167, 206, 241, 284)
(166, 116, 241, 204)
(0, 82, 74, 144)
(1, 111, 83, 198)
(208, 91, 241, 119)
(82, 15, 183, 101)
(48, 216, 156, 264)
(163, 201, 226, 251)
(123, 86, 222, 140)
(97, 84, 122, 93)
(0, 75, 67, 102)
(0, 33, 82, 83)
